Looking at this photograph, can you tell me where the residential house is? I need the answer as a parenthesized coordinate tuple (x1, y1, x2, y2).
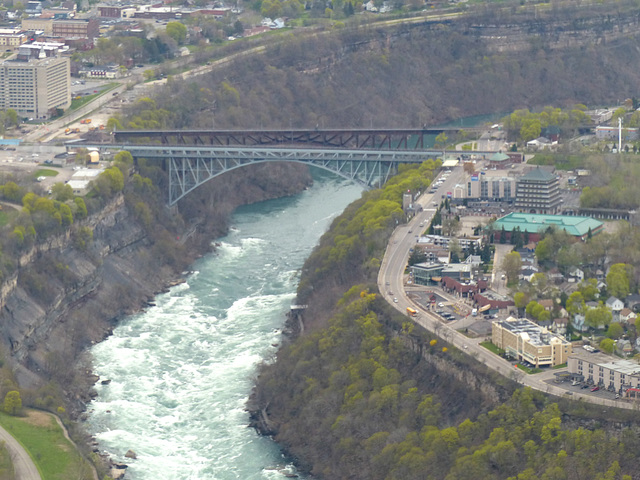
(619, 308, 637, 325)
(553, 317, 568, 335)
(548, 269, 564, 284)
(606, 296, 624, 322)
(626, 293, 640, 312)
(520, 266, 538, 282)
(606, 296, 624, 311)
(539, 299, 554, 312)
(526, 136, 555, 150)
(463, 255, 482, 267)
(568, 267, 584, 282)
(617, 339, 633, 357)
(572, 313, 587, 332)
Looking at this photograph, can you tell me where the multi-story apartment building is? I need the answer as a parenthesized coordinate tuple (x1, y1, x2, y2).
(492, 317, 572, 367)
(568, 348, 640, 396)
(514, 167, 562, 214)
(0, 44, 70, 118)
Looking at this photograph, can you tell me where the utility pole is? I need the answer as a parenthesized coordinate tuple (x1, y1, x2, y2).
(618, 116, 622, 153)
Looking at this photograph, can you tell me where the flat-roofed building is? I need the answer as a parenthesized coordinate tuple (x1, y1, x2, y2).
(0, 29, 27, 49)
(568, 348, 640, 395)
(492, 317, 572, 367)
(515, 166, 562, 214)
(464, 173, 516, 202)
(417, 234, 483, 251)
(22, 18, 53, 35)
(0, 52, 70, 118)
(52, 18, 99, 39)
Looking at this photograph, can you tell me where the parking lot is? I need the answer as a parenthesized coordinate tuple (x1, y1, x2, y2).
(545, 378, 623, 401)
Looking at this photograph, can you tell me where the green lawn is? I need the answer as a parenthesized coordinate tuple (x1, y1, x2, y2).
(515, 364, 543, 374)
(69, 82, 119, 111)
(480, 341, 505, 356)
(552, 363, 568, 370)
(0, 410, 92, 480)
(33, 169, 59, 178)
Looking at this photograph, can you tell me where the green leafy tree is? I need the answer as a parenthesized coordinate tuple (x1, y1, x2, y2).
(606, 322, 624, 339)
(114, 150, 134, 167)
(435, 132, 448, 148)
(535, 237, 553, 264)
(74, 197, 87, 219)
(514, 291, 528, 313)
(600, 338, 615, 354)
(585, 303, 612, 329)
(502, 251, 522, 287)
(51, 183, 74, 202)
(578, 279, 599, 302)
(3, 391, 21, 416)
(566, 292, 585, 317)
(2, 181, 22, 202)
(606, 263, 631, 299)
(165, 22, 187, 45)
(521, 118, 542, 142)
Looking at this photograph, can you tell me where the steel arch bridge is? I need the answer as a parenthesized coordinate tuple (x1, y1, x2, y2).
(76, 143, 447, 205)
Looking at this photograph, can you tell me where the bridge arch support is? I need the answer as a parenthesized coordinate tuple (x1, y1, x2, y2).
(78, 145, 443, 205)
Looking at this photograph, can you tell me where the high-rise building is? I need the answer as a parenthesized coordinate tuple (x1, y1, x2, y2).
(514, 167, 562, 214)
(0, 44, 70, 119)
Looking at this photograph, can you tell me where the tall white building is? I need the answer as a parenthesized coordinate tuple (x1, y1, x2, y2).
(0, 46, 70, 119)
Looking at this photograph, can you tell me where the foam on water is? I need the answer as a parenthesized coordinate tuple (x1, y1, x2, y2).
(88, 173, 363, 479)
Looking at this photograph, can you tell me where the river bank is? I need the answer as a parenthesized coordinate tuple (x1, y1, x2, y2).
(84, 171, 364, 479)
(0, 161, 312, 478)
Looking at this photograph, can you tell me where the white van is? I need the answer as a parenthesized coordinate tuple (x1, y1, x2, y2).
(472, 308, 478, 316)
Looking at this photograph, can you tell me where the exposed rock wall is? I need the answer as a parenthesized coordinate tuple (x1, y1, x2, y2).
(0, 162, 311, 410)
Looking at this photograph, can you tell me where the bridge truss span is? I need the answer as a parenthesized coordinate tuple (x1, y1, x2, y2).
(83, 144, 442, 205)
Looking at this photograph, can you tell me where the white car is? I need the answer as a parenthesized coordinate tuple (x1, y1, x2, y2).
(393, 298, 398, 303)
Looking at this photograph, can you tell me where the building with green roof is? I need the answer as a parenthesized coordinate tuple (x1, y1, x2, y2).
(492, 212, 603, 242)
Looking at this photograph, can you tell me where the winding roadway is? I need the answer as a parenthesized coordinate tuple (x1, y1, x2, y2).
(0, 425, 40, 480)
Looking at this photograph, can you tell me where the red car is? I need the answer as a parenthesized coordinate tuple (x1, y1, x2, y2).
(591, 386, 600, 392)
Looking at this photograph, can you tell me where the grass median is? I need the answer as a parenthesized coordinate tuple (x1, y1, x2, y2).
(0, 409, 93, 480)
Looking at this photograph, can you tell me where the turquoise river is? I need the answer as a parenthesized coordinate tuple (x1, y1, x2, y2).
(87, 171, 363, 479)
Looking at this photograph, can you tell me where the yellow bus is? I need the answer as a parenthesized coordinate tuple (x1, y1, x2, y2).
(406, 307, 417, 316)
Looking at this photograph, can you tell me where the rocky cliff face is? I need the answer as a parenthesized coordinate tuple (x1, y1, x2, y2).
(0, 162, 311, 414)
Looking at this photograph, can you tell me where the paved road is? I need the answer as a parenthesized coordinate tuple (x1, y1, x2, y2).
(378, 164, 639, 411)
(0, 424, 40, 480)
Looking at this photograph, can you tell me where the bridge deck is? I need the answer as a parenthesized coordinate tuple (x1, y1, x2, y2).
(111, 127, 486, 149)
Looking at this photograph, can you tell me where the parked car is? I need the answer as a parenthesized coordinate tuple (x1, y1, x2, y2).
(591, 386, 600, 392)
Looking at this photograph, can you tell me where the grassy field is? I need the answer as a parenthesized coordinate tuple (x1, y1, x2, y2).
(33, 169, 59, 178)
(0, 410, 92, 480)
(69, 82, 119, 111)
(0, 206, 20, 228)
(515, 363, 543, 374)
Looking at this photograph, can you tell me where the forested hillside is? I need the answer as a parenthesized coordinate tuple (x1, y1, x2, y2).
(115, 6, 640, 478)
(114, 3, 640, 132)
